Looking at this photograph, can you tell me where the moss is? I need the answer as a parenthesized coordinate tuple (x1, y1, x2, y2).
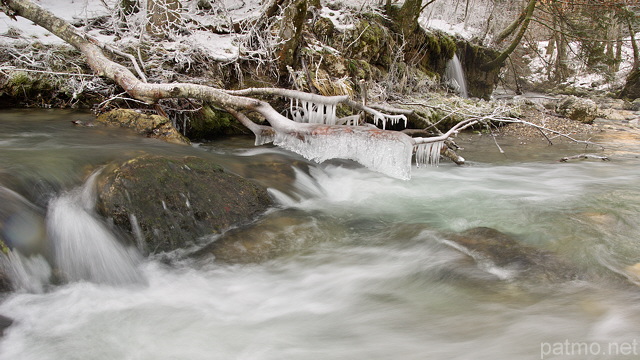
(312, 17, 335, 39)
(187, 104, 238, 140)
(0, 240, 9, 255)
(345, 19, 393, 67)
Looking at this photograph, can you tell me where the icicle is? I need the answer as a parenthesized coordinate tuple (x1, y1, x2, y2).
(414, 141, 444, 167)
(372, 114, 407, 130)
(273, 129, 414, 180)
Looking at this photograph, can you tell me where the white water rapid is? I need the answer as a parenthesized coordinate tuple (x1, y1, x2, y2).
(2, 112, 640, 360)
(46, 172, 145, 286)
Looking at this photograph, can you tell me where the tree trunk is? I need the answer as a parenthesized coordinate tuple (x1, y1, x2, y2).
(146, 0, 181, 38)
(277, 0, 308, 76)
(480, 0, 537, 71)
(395, 0, 423, 36)
(628, 19, 639, 71)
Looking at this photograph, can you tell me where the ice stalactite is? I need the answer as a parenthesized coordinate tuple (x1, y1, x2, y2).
(273, 129, 415, 180)
(289, 98, 406, 130)
(373, 114, 409, 130)
(289, 99, 338, 125)
(414, 141, 444, 167)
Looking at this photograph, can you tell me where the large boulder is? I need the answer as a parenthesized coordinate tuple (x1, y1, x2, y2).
(620, 68, 640, 101)
(556, 95, 599, 124)
(96, 155, 273, 254)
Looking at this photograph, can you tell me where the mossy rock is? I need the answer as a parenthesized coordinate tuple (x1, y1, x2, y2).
(96, 155, 273, 254)
(312, 16, 335, 40)
(186, 103, 243, 140)
(455, 40, 501, 99)
(96, 109, 190, 144)
(344, 19, 393, 67)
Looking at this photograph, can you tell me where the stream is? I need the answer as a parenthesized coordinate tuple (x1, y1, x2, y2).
(1, 109, 640, 359)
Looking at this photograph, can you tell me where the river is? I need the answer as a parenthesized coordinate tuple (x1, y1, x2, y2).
(1, 109, 640, 359)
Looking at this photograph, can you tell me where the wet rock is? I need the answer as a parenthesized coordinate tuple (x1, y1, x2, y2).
(0, 187, 47, 258)
(446, 227, 580, 283)
(191, 209, 334, 264)
(96, 155, 273, 254)
(186, 104, 246, 140)
(556, 95, 599, 124)
(96, 109, 190, 145)
(0, 186, 50, 292)
(0, 315, 12, 337)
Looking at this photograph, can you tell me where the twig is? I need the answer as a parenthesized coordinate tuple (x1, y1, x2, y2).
(0, 65, 96, 77)
(559, 154, 609, 162)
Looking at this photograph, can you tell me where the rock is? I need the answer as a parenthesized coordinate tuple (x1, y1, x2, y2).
(191, 209, 333, 264)
(631, 98, 640, 111)
(186, 103, 245, 140)
(0, 186, 50, 293)
(556, 96, 599, 124)
(96, 155, 273, 254)
(0, 315, 12, 337)
(600, 109, 629, 121)
(0, 187, 47, 258)
(96, 109, 190, 145)
(620, 68, 640, 100)
(446, 227, 579, 283)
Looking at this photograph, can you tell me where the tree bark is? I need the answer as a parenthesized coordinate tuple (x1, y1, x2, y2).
(480, 0, 537, 71)
(277, 0, 308, 76)
(146, 0, 181, 38)
(395, 0, 423, 35)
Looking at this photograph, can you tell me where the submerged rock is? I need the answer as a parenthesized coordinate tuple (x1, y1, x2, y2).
(191, 209, 335, 264)
(0, 186, 49, 292)
(0, 186, 46, 258)
(445, 227, 580, 283)
(0, 314, 12, 337)
(96, 155, 273, 254)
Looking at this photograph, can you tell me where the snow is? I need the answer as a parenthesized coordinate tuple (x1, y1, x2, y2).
(319, 6, 355, 32)
(0, 0, 112, 45)
(0, 0, 241, 61)
(180, 31, 239, 62)
(422, 18, 477, 41)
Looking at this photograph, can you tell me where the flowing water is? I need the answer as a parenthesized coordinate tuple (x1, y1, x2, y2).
(1, 110, 640, 359)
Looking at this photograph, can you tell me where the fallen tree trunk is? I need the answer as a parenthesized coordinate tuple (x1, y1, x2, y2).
(3, 0, 458, 179)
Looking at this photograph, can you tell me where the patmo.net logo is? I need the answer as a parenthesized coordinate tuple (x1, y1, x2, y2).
(541, 339, 638, 359)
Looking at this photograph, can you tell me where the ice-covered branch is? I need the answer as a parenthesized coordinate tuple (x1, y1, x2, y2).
(0, 0, 475, 180)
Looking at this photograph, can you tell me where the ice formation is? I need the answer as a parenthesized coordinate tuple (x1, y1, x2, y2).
(414, 141, 444, 167)
(289, 99, 338, 125)
(273, 129, 414, 180)
(373, 113, 408, 130)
